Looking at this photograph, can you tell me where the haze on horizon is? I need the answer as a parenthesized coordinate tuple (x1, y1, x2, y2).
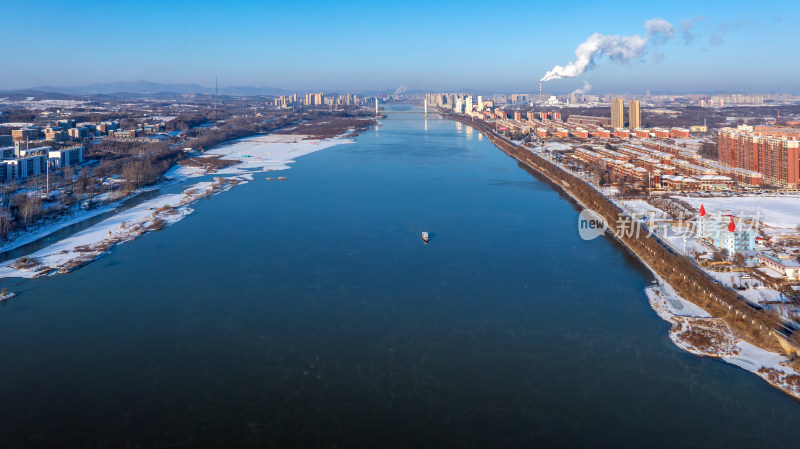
(1, 0, 797, 94)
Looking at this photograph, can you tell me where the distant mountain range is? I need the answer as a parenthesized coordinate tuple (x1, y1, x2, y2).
(1, 81, 295, 97)
(0, 81, 760, 98)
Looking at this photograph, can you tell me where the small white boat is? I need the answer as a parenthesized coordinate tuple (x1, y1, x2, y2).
(421, 231, 430, 244)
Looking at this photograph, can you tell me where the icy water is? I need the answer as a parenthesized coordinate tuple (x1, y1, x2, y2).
(0, 105, 797, 448)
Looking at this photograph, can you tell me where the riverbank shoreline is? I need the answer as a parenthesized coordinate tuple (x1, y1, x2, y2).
(0, 133, 355, 279)
(444, 113, 800, 400)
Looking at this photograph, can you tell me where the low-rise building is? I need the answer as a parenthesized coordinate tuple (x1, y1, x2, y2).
(11, 127, 41, 141)
(12, 154, 46, 180)
(613, 128, 631, 138)
(68, 127, 91, 139)
(670, 127, 690, 138)
(572, 128, 589, 138)
(49, 146, 85, 168)
(652, 128, 671, 139)
(44, 128, 69, 142)
(696, 207, 755, 255)
(109, 129, 139, 139)
(758, 252, 800, 280)
(592, 128, 611, 138)
(0, 146, 15, 159)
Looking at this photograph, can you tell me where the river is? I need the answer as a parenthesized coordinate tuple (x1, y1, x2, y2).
(0, 105, 797, 448)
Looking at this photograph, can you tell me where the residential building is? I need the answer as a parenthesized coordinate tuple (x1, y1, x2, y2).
(629, 99, 641, 130)
(753, 126, 800, 140)
(613, 128, 630, 138)
(611, 98, 624, 129)
(719, 126, 800, 187)
(670, 127, 690, 138)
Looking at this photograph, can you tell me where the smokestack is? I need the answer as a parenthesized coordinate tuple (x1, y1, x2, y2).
(539, 81, 542, 102)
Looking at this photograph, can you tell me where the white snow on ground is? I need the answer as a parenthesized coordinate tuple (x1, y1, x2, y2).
(620, 200, 669, 218)
(540, 141, 573, 152)
(647, 275, 711, 318)
(0, 202, 120, 254)
(0, 122, 35, 128)
(600, 187, 619, 196)
(677, 196, 800, 230)
(0, 185, 204, 279)
(646, 277, 800, 398)
(723, 341, 789, 372)
(150, 116, 176, 122)
(207, 134, 352, 176)
(660, 231, 711, 255)
(163, 134, 352, 181)
(163, 163, 207, 181)
(706, 270, 784, 304)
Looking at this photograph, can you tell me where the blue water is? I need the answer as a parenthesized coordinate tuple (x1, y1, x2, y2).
(0, 105, 797, 448)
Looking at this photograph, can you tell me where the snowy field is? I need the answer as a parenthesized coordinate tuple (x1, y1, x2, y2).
(677, 196, 800, 231)
(540, 141, 573, 152)
(620, 199, 669, 218)
(211, 134, 351, 173)
(170, 134, 352, 180)
(706, 270, 785, 304)
(661, 232, 711, 255)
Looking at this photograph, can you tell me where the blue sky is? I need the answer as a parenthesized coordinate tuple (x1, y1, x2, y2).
(1, 0, 797, 93)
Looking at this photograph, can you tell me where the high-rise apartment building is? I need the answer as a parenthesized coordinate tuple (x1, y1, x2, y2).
(719, 126, 800, 188)
(611, 98, 625, 128)
(302, 93, 324, 106)
(629, 99, 641, 129)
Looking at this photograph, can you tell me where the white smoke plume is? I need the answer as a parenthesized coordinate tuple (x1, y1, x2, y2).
(644, 18, 675, 43)
(570, 80, 592, 95)
(540, 18, 674, 82)
(680, 16, 706, 43)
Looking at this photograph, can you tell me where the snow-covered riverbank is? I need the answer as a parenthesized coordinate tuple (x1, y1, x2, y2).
(646, 277, 800, 399)
(0, 134, 352, 278)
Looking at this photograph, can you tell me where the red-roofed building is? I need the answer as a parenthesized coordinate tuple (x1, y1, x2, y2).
(613, 128, 631, 139)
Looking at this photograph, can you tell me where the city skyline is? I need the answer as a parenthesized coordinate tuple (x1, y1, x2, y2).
(1, 0, 798, 94)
